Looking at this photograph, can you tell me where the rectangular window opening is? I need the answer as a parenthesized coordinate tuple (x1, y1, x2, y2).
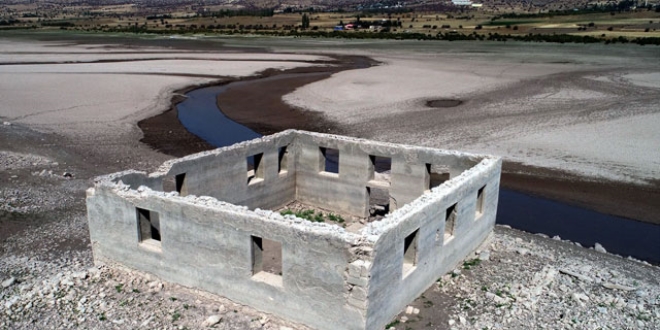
(476, 185, 486, 219)
(137, 207, 161, 250)
(278, 146, 289, 174)
(369, 155, 392, 184)
(367, 186, 391, 218)
(251, 236, 283, 287)
(426, 164, 450, 191)
(319, 147, 339, 174)
(444, 203, 457, 243)
(163, 173, 188, 196)
(402, 229, 419, 277)
(247, 153, 264, 184)
(175, 173, 187, 195)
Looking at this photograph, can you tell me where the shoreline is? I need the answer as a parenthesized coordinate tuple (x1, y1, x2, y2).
(138, 55, 660, 226)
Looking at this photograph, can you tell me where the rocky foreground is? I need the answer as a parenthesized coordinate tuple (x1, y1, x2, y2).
(1, 216, 658, 330)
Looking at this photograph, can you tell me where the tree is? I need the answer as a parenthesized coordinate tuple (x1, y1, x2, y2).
(302, 14, 310, 29)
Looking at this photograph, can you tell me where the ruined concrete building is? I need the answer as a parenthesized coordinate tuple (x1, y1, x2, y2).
(86, 130, 502, 330)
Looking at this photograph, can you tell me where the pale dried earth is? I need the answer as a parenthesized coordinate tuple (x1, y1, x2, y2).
(1, 35, 659, 330)
(277, 40, 660, 184)
(0, 38, 329, 138)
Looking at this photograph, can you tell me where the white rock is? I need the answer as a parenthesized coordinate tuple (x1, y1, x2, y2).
(459, 316, 466, 324)
(516, 248, 530, 256)
(400, 316, 408, 323)
(2, 277, 16, 288)
(448, 319, 456, 326)
(594, 243, 607, 253)
(405, 306, 414, 314)
(572, 292, 590, 302)
(602, 282, 634, 291)
(202, 315, 222, 327)
(3, 121, 11, 126)
(479, 251, 490, 261)
(72, 271, 88, 279)
(412, 308, 420, 314)
(140, 316, 153, 327)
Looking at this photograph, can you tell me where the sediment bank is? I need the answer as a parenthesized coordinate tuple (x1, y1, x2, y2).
(138, 54, 660, 225)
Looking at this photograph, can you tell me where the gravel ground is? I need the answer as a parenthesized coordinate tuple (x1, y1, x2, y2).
(391, 227, 659, 330)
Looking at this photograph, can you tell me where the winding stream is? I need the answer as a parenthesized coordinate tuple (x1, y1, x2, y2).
(176, 78, 660, 264)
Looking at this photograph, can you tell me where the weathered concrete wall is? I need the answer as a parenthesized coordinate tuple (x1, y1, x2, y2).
(87, 184, 370, 330)
(87, 130, 501, 330)
(151, 131, 296, 210)
(294, 132, 480, 217)
(363, 158, 501, 330)
(295, 134, 371, 217)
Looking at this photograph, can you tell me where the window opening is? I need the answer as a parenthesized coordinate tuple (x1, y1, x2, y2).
(319, 147, 339, 174)
(278, 146, 289, 174)
(403, 229, 419, 277)
(476, 185, 486, 219)
(369, 155, 392, 185)
(247, 153, 264, 184)
(367, 186, 390, 218)
(137, 207, 161, 251)
(444, 203, 457, 242)
(426, 164, 450, 191)
(251, 236, 283, 286)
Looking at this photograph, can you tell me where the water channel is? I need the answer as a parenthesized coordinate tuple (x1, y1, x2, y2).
(176, 79, 660, 264)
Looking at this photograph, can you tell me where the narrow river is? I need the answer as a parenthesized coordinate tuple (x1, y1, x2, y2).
(176, 79, 660, 264)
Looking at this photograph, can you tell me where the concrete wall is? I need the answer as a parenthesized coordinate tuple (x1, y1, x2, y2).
(133, 131, 296, 211)
(87, 185, 370, 330)
(363, 158, 501, 330)
(87, 130, 501, 330)
(294, 132, 481, 217)
(295, 134, 372, 217)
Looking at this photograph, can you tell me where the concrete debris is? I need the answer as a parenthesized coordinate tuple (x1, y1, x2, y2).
(602, 282, 635, 291)
(559, 268, 593, 282)
(2, 277, 16, 288)
(202, 315, 222, 327)
(478, 250, 490, 261)
(594, 243, 607, 253)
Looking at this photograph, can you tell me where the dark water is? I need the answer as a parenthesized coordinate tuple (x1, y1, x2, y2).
(176, 78, 660, 264)
(498, 190, 660, 264)
(177, 84, 260, 147)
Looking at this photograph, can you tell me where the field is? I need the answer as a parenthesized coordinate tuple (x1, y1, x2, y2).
(1, 0, 659, 42)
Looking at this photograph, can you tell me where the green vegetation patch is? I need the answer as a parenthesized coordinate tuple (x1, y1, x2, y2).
(485, 20, 537, 26)
(280, 209, 345, 224)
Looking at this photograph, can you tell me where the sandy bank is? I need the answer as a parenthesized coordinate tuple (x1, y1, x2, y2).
(282, 47, 660, 187)
(0, 39, 327, 140)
